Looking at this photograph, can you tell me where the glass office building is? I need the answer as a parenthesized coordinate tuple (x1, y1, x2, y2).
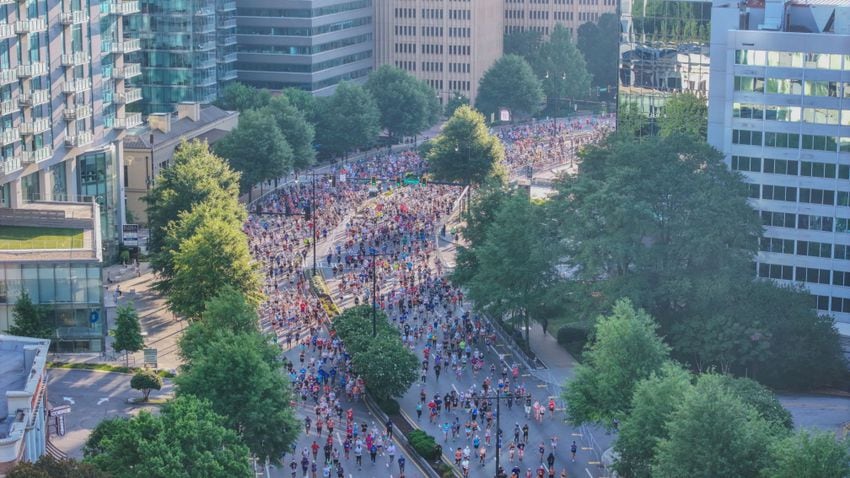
(126, 0, 237, 114)
(618, 0, 712, 134)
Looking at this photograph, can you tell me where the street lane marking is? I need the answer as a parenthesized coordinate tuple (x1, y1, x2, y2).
(97, 397, 109, 405)
(63, 397, 74, 405)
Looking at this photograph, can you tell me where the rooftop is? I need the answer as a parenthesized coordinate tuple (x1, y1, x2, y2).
(124, 104, 237, 150)
(0, 335, 49, 440)
(0, 202, 101, 263)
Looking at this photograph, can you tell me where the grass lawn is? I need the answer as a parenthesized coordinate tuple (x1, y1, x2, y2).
(0, 226, 84, 250)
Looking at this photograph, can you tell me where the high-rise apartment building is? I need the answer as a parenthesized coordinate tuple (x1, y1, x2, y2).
(708, 0, 850, 336)
(0, 0, 141, 251)
(126, 0, 238, 114)
(234, 0, 374, 93)
(504, 0, 617, 39)
(618, 0, 711, 134)
(374, 0, 502, 104)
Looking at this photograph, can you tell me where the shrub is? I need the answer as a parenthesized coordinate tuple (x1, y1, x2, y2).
(130, 369, 163, 401)
(557, 323, 591, 360)
(376, 397, 400, 415)
(407, 429, 441, 460)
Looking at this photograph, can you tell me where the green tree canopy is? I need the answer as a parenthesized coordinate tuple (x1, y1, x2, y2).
(652, 374, 779, 478)
(263, 95, 316, 170)
(762, 430, 850, 478)
(282, 88, 319, 123)
(459, 191, 557, 346)
(445, 92, 470, 117)
(476, 54, 544, 120)
(8, 455, 110, 478)
(533, 24, 593, 111)
(577, 14, 619, 92)
(562, 299, 670, 426)
(215, 82, 271, 112)
(112, 305, 144, 366)
(130, 369, 162, 401)
(143, 139, 240, 255)
(366, 65, 440, 139)
(83, 395, 252, 478)
(168, 216, 262, 319)
(352, 336, 419, 401)
(426, 105, 506, 185)
(175, 333, 299, 464)
(6, 290, 52, 339)
(315, 82, 380, 158)
(214, 109, 293, 192)
(614, 363, 692, 478)
(658, 92, 708, 139)
(178, 286, 263, 362)
(503, 29, 543, 59)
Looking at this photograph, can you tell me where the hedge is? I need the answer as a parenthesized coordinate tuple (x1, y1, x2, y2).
(407, 429, 441, 460)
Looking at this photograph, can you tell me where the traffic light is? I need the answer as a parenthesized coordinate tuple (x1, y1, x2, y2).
(421, 176, 427, 186)
(304, 205, 312, 220)
(254, 205, 262, 215)
(371, 176, 377, 185)
(394, 176, 401, 186)
(331, 175, 337, 187)
(284, 201, 292, 215)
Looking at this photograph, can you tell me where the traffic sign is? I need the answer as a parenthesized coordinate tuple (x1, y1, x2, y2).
(89, 311, 99, 324)
(143, 348, 157, 367)
(50, 404, 71, 416)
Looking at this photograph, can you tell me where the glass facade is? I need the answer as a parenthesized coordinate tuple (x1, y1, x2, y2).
(618, 0, 711, 135)
(77, 150, 120, 244)
(126, 0, 237, 114)
(50, 162, 67, 201)
(0, 263, 104, 352)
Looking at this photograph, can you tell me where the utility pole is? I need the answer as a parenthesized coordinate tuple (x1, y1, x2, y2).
(311, 174, 317, 275)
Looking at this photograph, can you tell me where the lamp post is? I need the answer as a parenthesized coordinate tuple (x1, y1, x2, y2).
(476, 389, 529, 478)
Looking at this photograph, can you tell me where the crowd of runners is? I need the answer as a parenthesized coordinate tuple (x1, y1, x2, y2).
(243, 115, 612, 478)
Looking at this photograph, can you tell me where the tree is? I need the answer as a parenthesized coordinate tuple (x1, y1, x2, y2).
(445, 92, 469, 117)
(130, 369, 162, 401)
(657, 92, 708, 139)
(534, 24, 593, 114)
(614, 363, 692, 478)
(175, 333, 299, 464)
(178, 286, 262, 362)
(426, 105, 506, 185)
(616, 102, 651, 137)
(762, 430, 850, 478)
(282, 87, 320, 124)
(577, 14, 619, 92)
(652, 374, 779, 478)
(214, 109, 293, 193)
(264, 95, 316, 170)
(716, 375, 793, 429)
(476, 55, 544, 120)
(215, 82, 271, 112)
(143, 139, 240, 256)
(503, 29, 543, 60)
(84, 395, 252, 478)
(352, 337, 419, 401)
(452, 180, 509, 285)
(168, 216, 262, 319)
(460, 191, 557, 346)
(562, 299, 670, 426)
(153, 194, 245, 293)
(8, 455, 110, 478)
(112, 305, 144, 366)
(6, 290, 51, 339)
(366, 65, 440, 140)
(314, 82, 380, 158)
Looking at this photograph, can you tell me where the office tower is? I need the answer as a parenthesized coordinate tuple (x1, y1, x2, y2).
(504, 0, 617, 40)
(126, 0, 237, 114)
(708, 0, 850, 336)
(235, 0, 374, 93)
(618, 0, 711, 134)
(0, 0, 141, 252)
(374, 0, 502, 104)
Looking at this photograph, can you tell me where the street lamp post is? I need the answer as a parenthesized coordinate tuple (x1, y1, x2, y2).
(367, 248, 395, 337)
(477, 389, 529, 478)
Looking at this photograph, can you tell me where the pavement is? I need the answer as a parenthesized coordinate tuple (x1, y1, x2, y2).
(46, 368, 174, 458)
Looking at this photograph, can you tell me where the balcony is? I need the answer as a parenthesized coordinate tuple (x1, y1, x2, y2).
(219, 68, 237, 81)
(21, 146, 51, 164)
(17, 62, 47, 78)
(103, 91, 113, 105)
(0, 99, 15, 116)
(63, 78, 90, 95)
(19, 117, 49, 136)
(63, 104, 92, 122)
(217, 18, 236, 29)
(103, 38, 141, 54)
(15, 18, 47, 35)
(218, 52, 237, 63)
(0, 0, 14, 6)
(116, 87, 142, 104)
(1, 156, 21, 175)
(0, 69, 15, 85)
(60, 10, 89, 25)
(195, 40, 216, 51)
(195, 6, 214, 16)
(113, 62, 141, 79)
(216, 34, 237, 47)
(61, 51, 90, 67)
(217, 1, 236, 11)
(0, 23, 15, 39)
(113, 112, 142, 129)
(0, 127, 18, 145)
(101, 0, 140, 15)
(65, 131, 93, 148)
(19, 89, 49, 107)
